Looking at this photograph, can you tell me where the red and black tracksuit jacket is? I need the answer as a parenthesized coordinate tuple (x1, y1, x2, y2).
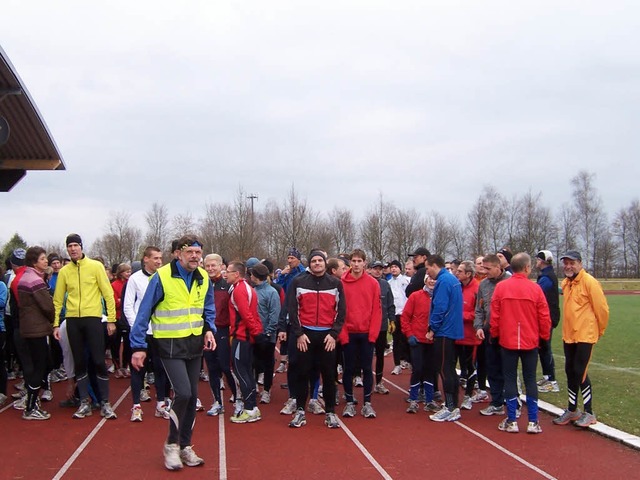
(288, 272, 346, 340)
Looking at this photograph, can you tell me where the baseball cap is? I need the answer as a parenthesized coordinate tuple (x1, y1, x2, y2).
(369, 261, 384, 268)
(536, 250, 553, 263)
(560, 250, 582, 262)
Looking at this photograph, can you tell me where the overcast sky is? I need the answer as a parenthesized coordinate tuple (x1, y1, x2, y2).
(1, 0, 639, 249)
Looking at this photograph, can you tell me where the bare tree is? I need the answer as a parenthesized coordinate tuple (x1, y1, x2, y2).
(227, 187, 254, 260)
(267, 185, 318, 263)
(514, 190, 557, 256)
(360, 194, 395, 260)
(388, 207, 420, 261)
(466, 186, 505, 256)
(570, 170, 605, 272)
(144, 202, 171, 251)
(429, 211, 453, 258)
(92, 211, 142, 265)
(625, 199, 640, 277)
(449, 218, 468, 260)
(329, 207, 357, 254)
(171, 211, 197, 240)
(199, 202, 235, 257)
(612, 207, 630, 277)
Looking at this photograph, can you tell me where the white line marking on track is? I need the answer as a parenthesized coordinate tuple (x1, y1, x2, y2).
(383, 377, 558, 480)
(219, 394, 228, 480)
(337, 418, 394, 480)
(454, 422, 557, 480)
(554, 355, 640, 376)
(52, 387, 131, 480)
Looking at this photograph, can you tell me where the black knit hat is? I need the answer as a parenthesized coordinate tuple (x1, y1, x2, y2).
(66, 233, 83, 248)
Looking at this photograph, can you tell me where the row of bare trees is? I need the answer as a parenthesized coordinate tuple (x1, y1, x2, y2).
(18, 171, 637, 278)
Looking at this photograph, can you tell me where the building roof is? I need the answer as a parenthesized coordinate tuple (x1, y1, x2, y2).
(0, 45, 65, 192)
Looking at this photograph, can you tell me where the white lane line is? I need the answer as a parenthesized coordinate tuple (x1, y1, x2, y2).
(219, 394, 227, 480)
(454, 422, 557, 480)
(53, 387, 131, 480)
(337, 417, 394, 480)
(383, 377, 557, 480)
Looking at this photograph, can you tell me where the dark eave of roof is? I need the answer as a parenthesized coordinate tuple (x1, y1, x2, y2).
(0, 45, 65, 192)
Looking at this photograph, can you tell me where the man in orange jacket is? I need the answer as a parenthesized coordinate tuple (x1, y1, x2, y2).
(553, 250, 609, 428)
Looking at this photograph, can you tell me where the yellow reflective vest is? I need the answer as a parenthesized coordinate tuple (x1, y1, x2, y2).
(151, 264, 207, 339)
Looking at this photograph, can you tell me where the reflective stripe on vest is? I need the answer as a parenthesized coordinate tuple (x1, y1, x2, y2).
(151, 264, 207, 339)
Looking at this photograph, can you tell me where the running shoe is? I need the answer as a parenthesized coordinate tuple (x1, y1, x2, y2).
(429, 407, 453, 422)
(391, 365, 402, 375)
(233, 399, 244, 417)
(460, 395, 472, 411)
(424, 401, 441, 412)
(275, 362, 287, 374)
(448, 408, 462, 421)
(13, 396, 27, 410)
(155, 402, 171, 419)
(259, 390, 271, 404)
(553, 409, 582, 425)
(195, 398, 204, 411)
(199, 370, 209, 382)
(114, 367, 124, 378)
(163, 443, 183, 471)
(140, 389, 151, 402)
(14, 380, 25, 391)
(325, 412, 340, 429)
(12, 390, 26, 399)
(538, 380, 560, 393)
(231, 407, 262, 424)
(180, 446, 204, 467)
(342, 402, 356, 418)
(374, 383, 389, 394)
(207, 401, 223, 416)
(307, 399, 325, 415)
(574, 412, 597, 428)
(0, 393, 7, 406)
(459, 377, 467, 389)
(400, 360, 411, 370)
(361, 402, 376, 418)
(73, 400, 93, 419)
(384, 347, 393, 357)
(406, 400, 419, 414)
(59, 397, 81, 408)
(354, 376, 363, 387)
(146, 372, 155, 385)
(23, 407, 51, 421)
(480, 404, 505, 416)
(41, 390, 53, 402)
(101, 402, 117, 419)
(257, 373, 264, 385)
(498, 418, 519, 433)
(289, 410, 307, 428)
(470, 390, 489, 403)
(527, 421, 543, 434)
(536, 376, 549, 386)
(130, 405, 143, 422)
(280, 398, 297, 415)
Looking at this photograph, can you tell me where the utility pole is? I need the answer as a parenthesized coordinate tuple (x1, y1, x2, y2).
(248, 193, 258, 250)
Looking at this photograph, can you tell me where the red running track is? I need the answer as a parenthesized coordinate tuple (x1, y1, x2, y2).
(1, 362, 639, 480)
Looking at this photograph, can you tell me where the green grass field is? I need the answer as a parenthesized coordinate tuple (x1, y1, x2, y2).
(538, 295, 640, 436)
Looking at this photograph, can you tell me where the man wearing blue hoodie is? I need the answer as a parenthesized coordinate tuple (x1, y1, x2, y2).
(425, 254, 464, 422)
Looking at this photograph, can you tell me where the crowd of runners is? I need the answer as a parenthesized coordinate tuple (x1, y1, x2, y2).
(0, 234, 609, 470)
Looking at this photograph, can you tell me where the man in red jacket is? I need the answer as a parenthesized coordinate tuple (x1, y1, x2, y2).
(227, 261, 264, 424)
(490, 253, 551, 434)
(339, 249, 382, 419)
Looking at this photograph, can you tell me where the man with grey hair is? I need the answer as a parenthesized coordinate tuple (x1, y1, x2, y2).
(553, 250, 609, 428)
(490, 253, 551, 434)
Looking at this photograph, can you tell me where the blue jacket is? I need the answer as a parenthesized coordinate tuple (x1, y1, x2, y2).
(429, 268, 463, 340)
(254, 281, 281, 343)
(275, 264, 306, 293)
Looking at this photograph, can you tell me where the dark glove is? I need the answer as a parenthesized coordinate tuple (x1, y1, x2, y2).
(254, 333, 269, 344)
(539, 338, 550, 350)
(408, 335, 418, 347)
